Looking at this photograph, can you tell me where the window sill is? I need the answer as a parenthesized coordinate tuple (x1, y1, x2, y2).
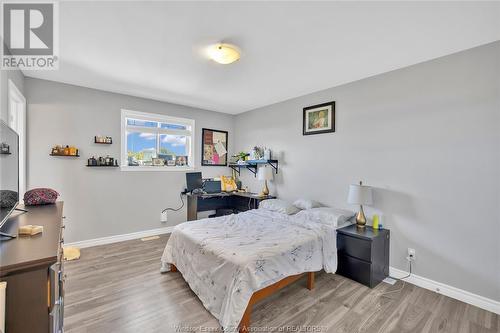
(120, 166, 195, 172)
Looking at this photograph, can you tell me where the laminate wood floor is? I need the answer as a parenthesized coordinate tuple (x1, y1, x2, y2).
(64, 234, 499, 333)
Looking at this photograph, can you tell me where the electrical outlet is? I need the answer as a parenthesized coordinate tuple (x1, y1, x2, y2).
(407, 248, 416, 261)
(161, 211, 168, 223)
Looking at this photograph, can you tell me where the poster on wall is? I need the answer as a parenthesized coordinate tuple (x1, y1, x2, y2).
(202, 128, 228, 166)
(303, 101, 335, 135)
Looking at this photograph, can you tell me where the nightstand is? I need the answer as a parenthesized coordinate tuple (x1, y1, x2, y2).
(336, 224, 390, 288)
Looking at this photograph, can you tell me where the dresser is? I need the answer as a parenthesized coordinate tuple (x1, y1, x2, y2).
(0, 202, 65, 333)
(336, 224, 390, 288)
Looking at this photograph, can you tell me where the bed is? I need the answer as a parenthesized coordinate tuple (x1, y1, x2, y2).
(160, 208, 340, 332)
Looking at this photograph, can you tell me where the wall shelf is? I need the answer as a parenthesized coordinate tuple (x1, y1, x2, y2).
(229, 159, 278, 177)
(94, 136, 112, 144)
(50, 154, 80, 157)
(86, 165, 118, 168)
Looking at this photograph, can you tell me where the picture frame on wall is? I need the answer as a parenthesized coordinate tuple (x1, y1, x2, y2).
(303, 101, 335, 135)
(202, 128, 228, 166)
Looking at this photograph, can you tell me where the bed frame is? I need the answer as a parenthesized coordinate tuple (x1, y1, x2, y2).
(170, 264, 315, 333)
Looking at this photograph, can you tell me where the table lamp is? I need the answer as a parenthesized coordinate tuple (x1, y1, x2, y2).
(347, 181, 373, 228)
(257, 165, 273, 196)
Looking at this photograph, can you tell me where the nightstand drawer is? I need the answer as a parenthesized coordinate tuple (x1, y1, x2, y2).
(337, 234, 371, 262)
(337, 254, 371, 287)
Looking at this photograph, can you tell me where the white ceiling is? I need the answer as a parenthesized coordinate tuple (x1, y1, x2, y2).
(24, 1, 500, 114)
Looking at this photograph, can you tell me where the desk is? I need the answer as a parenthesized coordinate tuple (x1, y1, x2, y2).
(187, 192, 275, 221)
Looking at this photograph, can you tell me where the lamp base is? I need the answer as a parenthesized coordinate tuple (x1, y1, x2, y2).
(355, 205, 367, 228)
(260, 180, 269, 196)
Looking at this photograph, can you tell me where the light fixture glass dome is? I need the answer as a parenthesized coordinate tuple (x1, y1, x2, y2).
(207, 44, 240, 65)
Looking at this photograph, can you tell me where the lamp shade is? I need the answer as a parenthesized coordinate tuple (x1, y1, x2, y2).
(257, 166, 273, 181)
(347, 183, 373, 205)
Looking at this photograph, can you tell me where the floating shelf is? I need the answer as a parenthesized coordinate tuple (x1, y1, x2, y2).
(229, 159, 278, 177)
(50, 154, 80, 157)
(94, 136, 112, 144)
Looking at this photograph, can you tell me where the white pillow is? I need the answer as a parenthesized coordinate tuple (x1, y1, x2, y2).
(259, 199, 301, 215)
(293, 198, 321, 210)
(296, 207, 355, 227)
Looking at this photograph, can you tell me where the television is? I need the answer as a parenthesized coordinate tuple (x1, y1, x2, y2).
(0, 120, 19, 231)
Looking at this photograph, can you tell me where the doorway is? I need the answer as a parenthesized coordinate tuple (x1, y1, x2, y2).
(8, 79, 26, 197)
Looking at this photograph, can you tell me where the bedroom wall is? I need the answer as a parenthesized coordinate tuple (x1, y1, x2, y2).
(234, 41, 500, 302)
(25, 78, 235, 243)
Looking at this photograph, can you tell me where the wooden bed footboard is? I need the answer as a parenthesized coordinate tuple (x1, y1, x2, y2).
(169, 264, 315, 333)
(239, 271, 315, 333)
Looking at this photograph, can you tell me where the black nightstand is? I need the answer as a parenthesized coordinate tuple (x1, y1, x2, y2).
(336, 224, 390, 288)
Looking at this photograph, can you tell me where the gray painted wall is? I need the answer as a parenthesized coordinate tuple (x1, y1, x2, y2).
(234, 42, 500, 301)
(26, 78, 235, 242)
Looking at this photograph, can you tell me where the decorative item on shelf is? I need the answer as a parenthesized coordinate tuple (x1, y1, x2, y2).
(303, 101, 335, 135)
(152, 158, 165, 166)
(347, 181, 373, 228)
(0, 142, 10, 154)
(87, 155, 118, 167)
(50, 144, 79, 156)
(250, 146, 264, 160)
(263, 147, 271, 160)
(94, 136, 112, 144)
(166, 159, 176, 166)
(202, 128, 228, 166)
(175, 155, 188, 166)
(231, 152, 249, 164)
(257, 165, 273, 196)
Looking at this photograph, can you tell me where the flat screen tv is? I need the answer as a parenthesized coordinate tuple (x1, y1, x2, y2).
(0, 120, 19, 229)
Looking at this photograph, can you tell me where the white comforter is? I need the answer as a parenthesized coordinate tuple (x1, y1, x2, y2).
(160, 209, 338, 332)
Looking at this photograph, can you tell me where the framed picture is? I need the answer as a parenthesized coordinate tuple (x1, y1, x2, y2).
(152, 158, 165, 166)
(175, 156, 188, 166)
(202, 128, 228, 166)
(303, 101, 335, 135)
(166, 159, 176, 166)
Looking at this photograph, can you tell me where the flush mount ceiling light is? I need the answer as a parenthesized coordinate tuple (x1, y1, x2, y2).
(207, 43, 240, 65)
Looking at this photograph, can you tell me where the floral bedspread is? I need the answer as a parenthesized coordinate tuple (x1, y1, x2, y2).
(160, 209, 338, 331)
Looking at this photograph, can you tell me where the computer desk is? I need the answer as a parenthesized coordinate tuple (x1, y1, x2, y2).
(186, 192, 275, 221)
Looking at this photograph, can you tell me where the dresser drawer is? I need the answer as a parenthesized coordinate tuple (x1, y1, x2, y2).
(337, 254, 372, 287)
(337, 234, 372, 262)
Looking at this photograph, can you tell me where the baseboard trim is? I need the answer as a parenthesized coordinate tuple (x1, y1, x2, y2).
(64, 226, 174, 249)
(390, 267, 500, 315)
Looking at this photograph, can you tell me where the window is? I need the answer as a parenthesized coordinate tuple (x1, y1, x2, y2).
(121, 109, 195, 170)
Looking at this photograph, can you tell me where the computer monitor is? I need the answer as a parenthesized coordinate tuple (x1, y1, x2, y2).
(204, 180, 221, 194)
(186, 172, 203, 192)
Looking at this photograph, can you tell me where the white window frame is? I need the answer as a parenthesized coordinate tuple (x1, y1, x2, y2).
(120, 109, 195, 171)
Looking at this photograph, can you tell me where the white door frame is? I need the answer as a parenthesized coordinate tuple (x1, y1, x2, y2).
(8, 79, 27, 196)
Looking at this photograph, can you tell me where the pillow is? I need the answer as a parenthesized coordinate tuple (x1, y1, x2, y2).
(296, 207, 355, 227)
(293, 198, 320, 210)
(220, 176, 237, 192)
(259, 199, 301, 215)
(24, 188, 59, 206)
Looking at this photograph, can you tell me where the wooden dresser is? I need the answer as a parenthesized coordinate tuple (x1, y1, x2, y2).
(0, 202, 65, 333)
